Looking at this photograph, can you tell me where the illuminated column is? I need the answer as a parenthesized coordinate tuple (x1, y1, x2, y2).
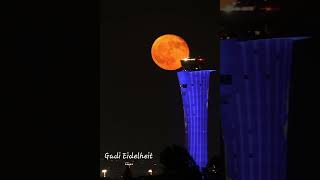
(177, 70, 214, 169)
(220, 37, 306, 180)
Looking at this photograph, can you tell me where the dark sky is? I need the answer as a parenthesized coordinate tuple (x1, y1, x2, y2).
(100, 0, 220, 162)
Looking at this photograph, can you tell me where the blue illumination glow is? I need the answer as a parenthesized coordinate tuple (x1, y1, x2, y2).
(177, 70, 214, 169)
(220, 37, 307, 180)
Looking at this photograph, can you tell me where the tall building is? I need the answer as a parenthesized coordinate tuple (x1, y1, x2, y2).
(177, 57, 215, 169)
(220, 37, 306, 180)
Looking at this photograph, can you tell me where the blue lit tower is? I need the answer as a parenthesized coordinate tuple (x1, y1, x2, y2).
(220, 37, 307, 180)
(177, 57, 215, 169)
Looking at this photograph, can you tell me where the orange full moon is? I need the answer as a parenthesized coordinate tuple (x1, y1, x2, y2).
(151, 34, 190, 70)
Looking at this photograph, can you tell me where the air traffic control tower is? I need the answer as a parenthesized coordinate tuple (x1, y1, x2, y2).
(177, 57, 215, 169)
(220, 37, 307, 180)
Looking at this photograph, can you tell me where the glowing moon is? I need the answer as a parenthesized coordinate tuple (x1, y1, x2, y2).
(151, 34, 190, 70)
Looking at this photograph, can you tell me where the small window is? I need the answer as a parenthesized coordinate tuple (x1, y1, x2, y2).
(180, 84, 187, 88)
(220, 74, 232, 84)
(266, 73, 270, 79)
(221, 95, 232, 104)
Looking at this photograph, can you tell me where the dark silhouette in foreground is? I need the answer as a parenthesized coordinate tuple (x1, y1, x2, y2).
(204, 155, 225, 180)
(159, 145, 202, 180)
(123, 165, 133, 180)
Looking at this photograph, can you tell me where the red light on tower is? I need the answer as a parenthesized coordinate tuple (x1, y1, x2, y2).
(196, 56, 205, 61)
(260, 4, 280, 12)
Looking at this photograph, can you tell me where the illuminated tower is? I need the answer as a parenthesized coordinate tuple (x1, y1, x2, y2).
(220, 37, 307, 180)
(177, 57, 215, 169)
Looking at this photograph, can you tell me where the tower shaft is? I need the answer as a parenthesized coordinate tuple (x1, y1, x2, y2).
(220, 37, 307, 180)
(178, 70, 213, 169)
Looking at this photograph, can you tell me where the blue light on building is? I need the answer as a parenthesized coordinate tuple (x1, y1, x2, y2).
(177, 70, 215, 169)
(220, 37, 307, 180)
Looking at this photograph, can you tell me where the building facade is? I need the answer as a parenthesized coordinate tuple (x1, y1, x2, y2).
(177, 69, 214, 169)
(220, 37, 306, 180)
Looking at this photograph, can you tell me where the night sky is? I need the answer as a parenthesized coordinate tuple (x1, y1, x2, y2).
(100, 0, 220, 162)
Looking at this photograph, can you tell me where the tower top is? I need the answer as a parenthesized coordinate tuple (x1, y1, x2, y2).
(180, 56, 210, 71)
